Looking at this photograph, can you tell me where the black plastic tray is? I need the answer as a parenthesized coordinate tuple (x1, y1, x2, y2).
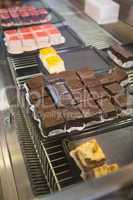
(62, 125, 133, 180)
(5, 25, 84, 56)
(39, 46, 112, 75)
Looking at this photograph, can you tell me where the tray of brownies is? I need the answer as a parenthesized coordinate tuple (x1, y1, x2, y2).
(21, 63, 133, 138)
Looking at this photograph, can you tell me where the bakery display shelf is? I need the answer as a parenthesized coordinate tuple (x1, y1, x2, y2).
(5, 25, 84, 56)
(18, 98, 79, 192)
(63, 125, 133, 181)
(16, 91, 133, 194)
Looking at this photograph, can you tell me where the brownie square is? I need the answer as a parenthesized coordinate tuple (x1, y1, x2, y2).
(58, 70, 79, 81)
(62, 108, 84, 130)
(104, 82, 124, 95)
(97, 98, 116, 119)
(84, 78, 101, 88)
(58, 93, 76, 108)
(111, 67, 128, 83)
(72, 88, 91, 104)
(35, 97, 56, 113)
(97, 73, 116, 85)
(26, 74, 44, 89)
(78, 99, 101, 121)
(89, 86, 110, 100)
(30, 86, 49, 101)
(113, 94, 133, 109)
(67, 79, 84, 91)
(111, 44, 133, 60)
(40, 109, 65, 132)
(77, 67, 95, 80)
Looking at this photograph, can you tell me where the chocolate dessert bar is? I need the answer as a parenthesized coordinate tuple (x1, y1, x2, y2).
(113, 94, 133, 109)
(30, 86, 49, 101)
(92, 163, 119, 178)
(46, 79, 76, 107)
(107, 44, 133, 69)
(97, 98, 116, 118)
(89, 86, 110, 100)
(72, 88, 91, 104)
(26, 74, 44, 89)
(62, 108, 84, 130)
(67, 79, 84, 91)
(104, 82, 124, 95)
(35, 96, 55, 113)
(97, 73, 116, 85)
(77, 67, 95, 81)
(39, 109, 65, 133)
(70, 139, 106, 171)
(111, 67, 128, 83)
(78, 99, 101, 122)
(84, 77, 101, 88)
(58, 70, 80, 81)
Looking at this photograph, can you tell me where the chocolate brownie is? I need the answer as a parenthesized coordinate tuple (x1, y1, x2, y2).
(40, 109, 65, 132)
(72, 88, 91, 104)
(30, 86, 49, 101)
(97, 98, 116, 118)
(26, 74, 44, 89)
(113, 94, 133, 109)
(84, 77, 101, 88)
(111, 67, 128, 83)
(89, 86, 110, 100)
(67, 79, 84, 91)
(62, 108, 84, 130)
(77, 67, 95, 80)
(104, 82, 124, 95)
(78, 99, 101, 121)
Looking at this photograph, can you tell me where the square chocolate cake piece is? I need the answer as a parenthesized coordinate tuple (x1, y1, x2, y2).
(84, 78, 101, 88)
(62, 107, 84, 130)
(77, 67, 95, 81)
(35, 96, 55, 113)
(97, 73, 116, 85)
(97, 98, 116, 119)
(72, 88, 91, 104)
(40, 109, 65, 133)
(111, 67, 128, 83)
(26, 74, 45, 89)
(67, 79, 84, 91)
(113, 94, 133, 109)
(30, 86, 49, 102)
(78, 99, 101, 122)
(58, 70, 79, 81)
(108, 44, 133, 69)
(89, 86, 110, 100)
(59, 93, 76, 107)
(104, 82, 124, 95)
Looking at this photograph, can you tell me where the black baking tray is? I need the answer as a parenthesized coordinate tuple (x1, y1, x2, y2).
(62, 125, 133, 180)
(39, 46, 112, 75)
(5, 25, 84, 56)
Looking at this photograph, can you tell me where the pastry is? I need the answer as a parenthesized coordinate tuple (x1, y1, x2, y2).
(70, 139, 106, 171)
(107, 44, 133, 69)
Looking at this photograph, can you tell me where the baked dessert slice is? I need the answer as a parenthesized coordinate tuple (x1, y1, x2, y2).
(107, 44, 133, 69)
(93, 163, 119, 178)
(70, 139, 106, 172)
